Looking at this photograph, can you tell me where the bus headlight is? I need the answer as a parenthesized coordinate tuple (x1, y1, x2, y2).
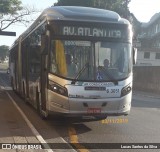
(49, 83, 68, 97)
(121, 84, 132, 97)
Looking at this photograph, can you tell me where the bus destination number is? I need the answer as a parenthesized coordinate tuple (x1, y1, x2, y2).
(106, 89, 119, 94)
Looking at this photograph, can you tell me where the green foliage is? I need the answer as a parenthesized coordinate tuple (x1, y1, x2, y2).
(54, 0, 94, 7)
(53, 0, 141, 37)
(130, 13, 142, 39)
(0, 0, 23, 30)
(0, 45, 9, 61)
(0, 0, 22, 15)
(54, 0, 131, 19)
(0, 0, 36, 31)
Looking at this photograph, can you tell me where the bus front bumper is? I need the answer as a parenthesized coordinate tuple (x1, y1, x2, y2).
(49, 92, 132, 117)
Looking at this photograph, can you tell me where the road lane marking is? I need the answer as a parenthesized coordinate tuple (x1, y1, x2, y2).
(6, 92, 53, 152)
(68, 124, 89, 152)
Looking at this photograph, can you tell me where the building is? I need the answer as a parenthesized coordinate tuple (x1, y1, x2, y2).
(136, 12, 160, 66)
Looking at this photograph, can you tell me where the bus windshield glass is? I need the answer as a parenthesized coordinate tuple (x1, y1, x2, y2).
(50, 40, 132, 81)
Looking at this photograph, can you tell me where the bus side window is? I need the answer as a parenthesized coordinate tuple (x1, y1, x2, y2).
(50, 40, 57, 74)
(28, 46, 40, 80)
(50, 59, 57, 73)
(30, 62, 40, 74)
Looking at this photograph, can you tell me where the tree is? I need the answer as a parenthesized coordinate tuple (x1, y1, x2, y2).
(54, 0, 140, 38)
(0, 45, 9, 61)
(0, 0, 37, 31)
(94, 0, 131, 20)
(54, 0, 94, 7)
(129, 13, 142, 40)
(54, 0, 131, 20)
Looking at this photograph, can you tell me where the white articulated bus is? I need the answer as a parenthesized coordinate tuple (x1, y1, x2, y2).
(9, 6, 137, 119)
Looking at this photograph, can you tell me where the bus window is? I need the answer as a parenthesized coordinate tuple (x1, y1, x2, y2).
(50, 41, 57, 73)
(28, 46, 40, 81)
(95, 42, 132, 80)
(50, 40, 92, 79)
(50, 40, 67, 76)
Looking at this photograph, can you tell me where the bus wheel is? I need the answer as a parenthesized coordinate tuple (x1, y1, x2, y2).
(36, 91, 48, 120)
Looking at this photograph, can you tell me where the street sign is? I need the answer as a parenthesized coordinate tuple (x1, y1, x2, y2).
(0, 31, 16, 36)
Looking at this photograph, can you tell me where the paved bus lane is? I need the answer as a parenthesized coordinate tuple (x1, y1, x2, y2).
(1, 90, 160, 152)
(67, 92, 160, 152)
(0, 88, 47, 151)
(2, 88, 160, 152)
(7, 90, 77, 152)
(0, 69, 160, 152)
(0, 69, 76, 152)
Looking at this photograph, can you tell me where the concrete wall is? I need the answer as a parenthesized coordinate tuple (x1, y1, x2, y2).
(136, 51, 160, 66)
(133, 66, 160, 93)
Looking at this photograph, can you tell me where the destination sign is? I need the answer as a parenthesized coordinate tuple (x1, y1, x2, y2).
(62, 26, 122, 38)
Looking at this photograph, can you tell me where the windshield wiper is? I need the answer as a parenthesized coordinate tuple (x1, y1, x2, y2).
(98, 66, 118, 85)
(71, 64, 118, 85)
(71, 63, 89, 84)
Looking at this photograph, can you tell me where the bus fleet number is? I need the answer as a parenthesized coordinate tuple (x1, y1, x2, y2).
(106, 89, 119, 94)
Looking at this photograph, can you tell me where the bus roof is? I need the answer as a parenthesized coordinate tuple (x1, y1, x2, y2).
(11, 6, 130, 48)
(42, 6, 129, 24)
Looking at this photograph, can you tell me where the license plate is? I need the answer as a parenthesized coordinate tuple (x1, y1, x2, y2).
(87, 108, 101, 114)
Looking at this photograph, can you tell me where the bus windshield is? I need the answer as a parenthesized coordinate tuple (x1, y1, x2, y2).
(50, 40, 132, 81)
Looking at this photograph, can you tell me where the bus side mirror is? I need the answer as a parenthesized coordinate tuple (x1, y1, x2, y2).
(41, 35, 48, 55)
(133, 47, 137, 65)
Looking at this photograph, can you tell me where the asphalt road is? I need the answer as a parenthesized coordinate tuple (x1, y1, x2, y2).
(0, 69, 160, 152)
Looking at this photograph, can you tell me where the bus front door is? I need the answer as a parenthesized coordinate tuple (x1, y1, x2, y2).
(39, 54, 48, 118)
(39, 35, 49, 118)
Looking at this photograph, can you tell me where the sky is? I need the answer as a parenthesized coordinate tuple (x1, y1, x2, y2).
(1, 0, 160, 46)
(129, 0, 160, 22)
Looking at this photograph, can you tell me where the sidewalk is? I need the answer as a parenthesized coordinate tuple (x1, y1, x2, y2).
(133, 90, 160, 99)
(0, 88, 45, 151)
